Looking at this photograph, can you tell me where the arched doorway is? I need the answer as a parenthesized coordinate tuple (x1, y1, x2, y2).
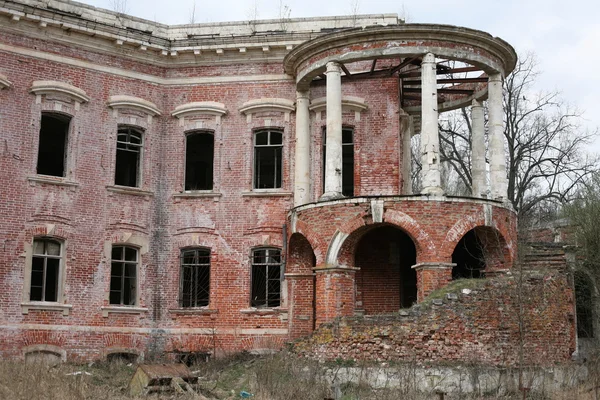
(452, 227, 507, 279)
(355, 225, 417, 314)
(574, 271, 595, 339)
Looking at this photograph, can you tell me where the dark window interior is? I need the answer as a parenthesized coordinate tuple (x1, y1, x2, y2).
(185, 132, 214, 190)
(254, 130, 282, 189)
(115, 127, 143, 187)
(575, 272, 595, 338)
(251, 248, 281, 308)
(107, 352, 138, 364)
(110, 245, 137, 305)
(180, 248, 210, 307)
(37, 113, 70, 177)
(323, 128, 354, 196)
(30, 238, 61, 302)
(452, 230, 486, 279)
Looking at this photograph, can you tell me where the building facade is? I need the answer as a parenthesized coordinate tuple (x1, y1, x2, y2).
(0, 0, 523, 362)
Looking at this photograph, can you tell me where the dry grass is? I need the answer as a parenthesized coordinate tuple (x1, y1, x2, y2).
(0, 352, 596, 400)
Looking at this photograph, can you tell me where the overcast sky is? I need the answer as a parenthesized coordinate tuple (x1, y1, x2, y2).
(77, 0, 599, 143)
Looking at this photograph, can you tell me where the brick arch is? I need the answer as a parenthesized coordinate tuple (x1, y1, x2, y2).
(383, 209, 436, 261)
(294, 219, 328, 265)
(440, 213, 514, 266)
(287, 232, 315, 274)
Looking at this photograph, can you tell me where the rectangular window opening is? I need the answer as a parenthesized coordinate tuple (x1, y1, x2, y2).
(179, 248, 210, 307)
(30, 238, 62, 302)
(251, 248, 281, 308)
(109, 245, 138, 306)
(115, 127, 143, 187)
(254, 130, 283, 189)
(37, 113, 70, 177)
(185, 132, 214, 190)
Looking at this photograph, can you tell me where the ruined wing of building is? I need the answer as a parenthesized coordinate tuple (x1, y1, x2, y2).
(0, 0, 580, 365)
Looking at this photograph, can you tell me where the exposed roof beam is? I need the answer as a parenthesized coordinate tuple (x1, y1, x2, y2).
(403, 77, 488, 85)
(390, 56, 421, 76)
(403, 87, 474, 95)
(340, 63, 352, 78)
(370, 59, 377, 74)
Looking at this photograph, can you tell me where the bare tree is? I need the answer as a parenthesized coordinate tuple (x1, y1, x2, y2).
(189, 0, 197, 24)
(109, 0, 128, 14)
(247, 0, 260, 34)
(349, 0, 360, 27)
(278, 0, 291, 31)
(438, 52, 598, 219)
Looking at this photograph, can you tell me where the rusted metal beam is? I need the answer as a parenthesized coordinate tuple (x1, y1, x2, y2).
(403, 87, 474, 95)
(390, 56, 421, 75)
(440, 66, 480, 74)
(370, 59, 377, 74)
(403, 77, 488, 85)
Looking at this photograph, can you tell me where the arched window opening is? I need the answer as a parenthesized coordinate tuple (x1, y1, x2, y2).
(107, 352, 138, 364)
(452, 230, 486, 279)
(575, 272, 595, 338)
(254, 130, 282, 189)
(180, 248, 210, 307)
(25, 350, 62, 366)
(323, 128, 354, 196)
(185, 131, 214, 190)
(37, 112, 70, 177)
(115, 126, 143, 187)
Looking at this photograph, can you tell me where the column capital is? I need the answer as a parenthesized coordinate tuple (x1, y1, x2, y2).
(296, 90, 310, 100)
(325, 61, 342, 74)
(471, 98, 483, 108)
(412, 262, 456, 271)
(488, 73, 502, 83)
(422, 52, 436, 64)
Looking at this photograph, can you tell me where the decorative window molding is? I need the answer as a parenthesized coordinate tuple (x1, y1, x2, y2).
(30, 80, 89, 110)
(240, 98, 295, 123)
(101, 306, 149, 317)
(21, 302, 73, 316)
(0, 73, 12, 89)
(172, 102, 227, 126)
(309, 96, 368, 121)
(107, 95, 161, 124)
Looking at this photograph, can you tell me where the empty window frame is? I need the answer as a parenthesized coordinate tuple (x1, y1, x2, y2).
(254, 130, 283, 189)
(251, 248, 282, 308)
(179, 248, 210, 307)
(115, 126, 143, 187)
(109, 245, 138, 306)
(185, 131, 214, 191)
(322, 128, 354, 196)
(37, 113, 70, 177)
(30, 238, 63, 302)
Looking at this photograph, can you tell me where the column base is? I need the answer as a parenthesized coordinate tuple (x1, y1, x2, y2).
(420, 186, 445, 196)
(319, 191, 345, 202)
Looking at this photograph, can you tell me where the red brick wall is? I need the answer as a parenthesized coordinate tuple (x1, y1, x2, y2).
(295, 267, 576, 367)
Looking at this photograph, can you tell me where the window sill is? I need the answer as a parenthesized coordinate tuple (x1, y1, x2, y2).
(106, 185, 154, 197)
(28, 175, 79, 188)
(240, 307, 287, 316)
(173, 191, 222, 199)
(241, 191, 293, 198)
(168, 308, 219, 315)
(101, 306, 149, 317)
(21, 302, 73, 316)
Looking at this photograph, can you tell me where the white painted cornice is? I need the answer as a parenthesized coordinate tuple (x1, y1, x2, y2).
(239, 98, 295, 122)
(0, 73, 12, 89)
(30, 80, 89, 103)
(107, 95, 161, 116)
(172, 101, 227, 126)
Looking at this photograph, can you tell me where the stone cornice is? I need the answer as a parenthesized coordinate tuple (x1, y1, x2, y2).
(30, 80, 89, 103)
(107, 95, 161, 116)
(284, 24, 518, 88)
(309, 96, 368, 113)
(0, 73, 11, 89)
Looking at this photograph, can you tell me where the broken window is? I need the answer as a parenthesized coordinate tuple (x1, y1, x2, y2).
(251, 248, 281, 308)
(115, 126, 143, 187)
(179, 248, 210, 307)
(37, 113, 70, 177)
(109, 245, 138, 306)
(30, 238, 62, 302)
(254, 130, 282, 189)
(185, 131, 214, 190)
(322, 128, 354, 196)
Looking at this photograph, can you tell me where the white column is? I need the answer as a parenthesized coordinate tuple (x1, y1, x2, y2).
(401, 115, 414, 195)
(321, 61, 343, 200)
(488, 73, 508, 200)
(471, 99, 486, 197)
(294, 90, 311, 206)
(420, 53, 444, 196)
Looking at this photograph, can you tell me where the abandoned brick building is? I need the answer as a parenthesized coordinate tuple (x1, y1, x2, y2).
(0, 0, 580, 364)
